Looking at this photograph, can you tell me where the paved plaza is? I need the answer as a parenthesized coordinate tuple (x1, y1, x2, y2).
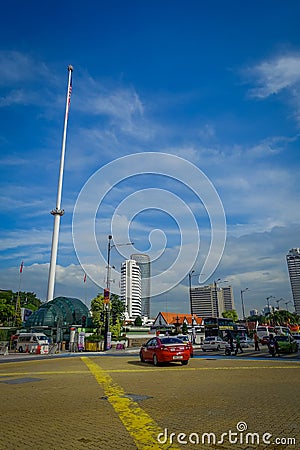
(0, 351, 299, 449)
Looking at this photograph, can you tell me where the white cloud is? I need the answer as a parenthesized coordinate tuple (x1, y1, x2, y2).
(73, 75, 145, 135)
(0, 51, 41, 86)
(244, 53, 300, 126)
(247, 54, 300, 98)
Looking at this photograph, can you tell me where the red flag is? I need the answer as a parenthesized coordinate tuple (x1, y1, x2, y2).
(20, 261, 24, 273)
(83, 273, 86, 283)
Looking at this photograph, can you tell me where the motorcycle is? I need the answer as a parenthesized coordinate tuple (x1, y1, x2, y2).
(225, 342, 236, 356)
(268, 341, 276, 357)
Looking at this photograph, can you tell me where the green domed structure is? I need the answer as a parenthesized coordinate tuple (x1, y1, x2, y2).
(25, 296, 90, 328)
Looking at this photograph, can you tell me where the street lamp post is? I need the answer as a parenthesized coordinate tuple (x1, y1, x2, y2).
(266, 295, 275, 315)
(276, 298, 284, 310)
(285, 300, 292, 311)
(213, 278, 228, 317)
(103, 235, 113, 352)
(188, 270, 195, 315)
(103, 235, 134, 351)
(240, 288, 249, 320)
(213, 278, 221, 317)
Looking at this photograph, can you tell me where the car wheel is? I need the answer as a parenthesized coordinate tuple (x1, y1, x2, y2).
(181, 360, 188, 365)
(202, 349, 206, 352)
(18, 346, 23, 353)
(153, 354, 159, 366)
(140, 351, 145, 363)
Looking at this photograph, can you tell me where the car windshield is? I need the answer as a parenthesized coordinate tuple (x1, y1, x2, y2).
(160, 337, 183, 345)
(37, 336, 48, 341)
(178, 336, 188, 342)
(205, 337, 214, 342)
(275, 336, 288, 342)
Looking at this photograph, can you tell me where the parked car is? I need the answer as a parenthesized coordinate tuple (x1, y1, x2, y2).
(260, 335, 270, 346)
(239, 336, 254, 348)
(292, 335, 300, 350)
(177, 335, 194, 357)
(274, 335, 298, 353)
(202, 336, 227, 351)
(140, 337, 190, 366)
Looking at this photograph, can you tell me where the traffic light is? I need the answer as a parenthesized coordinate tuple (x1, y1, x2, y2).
(81, 315, 86, 328)
(100, 311, 104, 322)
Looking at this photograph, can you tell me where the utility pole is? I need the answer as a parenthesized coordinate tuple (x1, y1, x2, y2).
(240, 288, 249, 320)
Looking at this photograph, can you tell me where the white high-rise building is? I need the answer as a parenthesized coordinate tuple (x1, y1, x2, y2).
(120, 259, 141, 318)
(130, 253, 150, 318)
(286, 248, 300, 315)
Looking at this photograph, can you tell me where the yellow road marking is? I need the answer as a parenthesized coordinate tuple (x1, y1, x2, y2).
(0, 370, 88, 376)
(81, 356, 180, 450)
(0, 363, 299, 378)
(103, 364, 300, 373)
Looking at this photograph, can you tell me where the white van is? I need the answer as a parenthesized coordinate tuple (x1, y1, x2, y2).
(274, 326, 291, 336)
(256, 326, 275, 339)
(17, 333, 49, 354)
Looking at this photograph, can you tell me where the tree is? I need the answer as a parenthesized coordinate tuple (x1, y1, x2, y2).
(14, 295, 22, 328)
(134, 316, 142, 327)
(110, 294, 125, 339)
(247, 314, 264, 324)
(18, 292, 42, 311)
(0, 291, 15, 326)
(222, 310, 239, 322)
(90, 293, 105, 334)
(90, 293, 125, 338)
(181, 322, 188, 334)
(0, 290, 42, 326)
(269, 310, 299, 326)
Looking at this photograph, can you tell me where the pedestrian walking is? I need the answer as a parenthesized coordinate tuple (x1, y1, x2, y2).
(226, 331, 234, 352)
(254, 331, 260, 351)
(235, 334, 243, 355)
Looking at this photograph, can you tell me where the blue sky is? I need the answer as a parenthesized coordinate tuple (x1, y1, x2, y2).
(1, 1, 300, 318)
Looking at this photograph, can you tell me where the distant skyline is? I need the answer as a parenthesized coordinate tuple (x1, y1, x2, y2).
(1, 1, 300, 318)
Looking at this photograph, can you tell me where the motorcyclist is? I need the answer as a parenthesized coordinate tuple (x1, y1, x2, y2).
(268, 334, 279, 357)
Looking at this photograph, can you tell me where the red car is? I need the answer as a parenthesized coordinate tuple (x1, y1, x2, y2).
(177, 334, 194, 357)
(140, 337, 190, 366)
(260, 335, 270, 345)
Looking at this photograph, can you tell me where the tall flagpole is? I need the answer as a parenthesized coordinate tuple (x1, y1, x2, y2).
(15, 261, 24, 326)
(47, 65, 73, 302)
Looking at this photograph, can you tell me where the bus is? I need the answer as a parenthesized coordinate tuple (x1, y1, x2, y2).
(203, 317, 236, 339)
(203, 317, 250, 341)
